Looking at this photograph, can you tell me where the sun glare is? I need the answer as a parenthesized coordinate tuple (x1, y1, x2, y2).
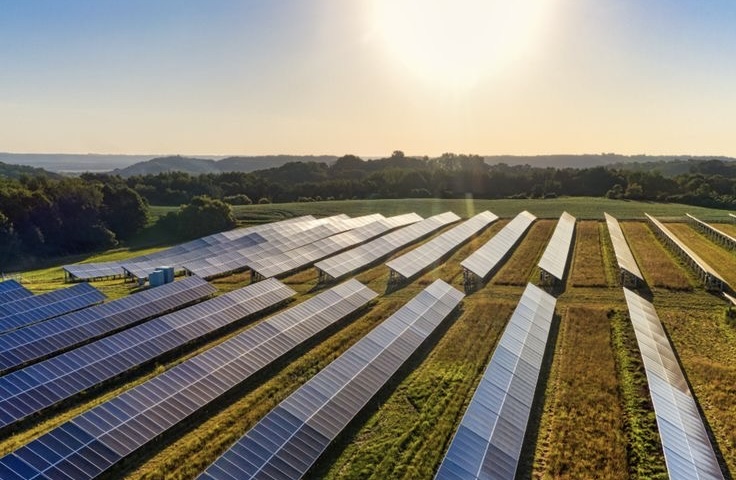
(372, 0, 551, 89)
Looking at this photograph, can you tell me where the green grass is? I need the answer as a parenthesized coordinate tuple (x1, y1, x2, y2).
(226, 197, 735, 222)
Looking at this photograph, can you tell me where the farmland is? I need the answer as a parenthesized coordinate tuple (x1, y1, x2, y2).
(3, 199, 736, 479)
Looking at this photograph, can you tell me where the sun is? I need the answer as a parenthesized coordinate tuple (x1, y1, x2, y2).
(371, 0, 551, 89)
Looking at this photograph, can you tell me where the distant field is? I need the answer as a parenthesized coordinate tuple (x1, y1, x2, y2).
(150, 197, 735, 223)
(7, 201, 736, 479)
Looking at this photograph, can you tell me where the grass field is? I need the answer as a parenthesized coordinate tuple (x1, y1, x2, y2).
(493, 220, 555, 285)
(620, 221, 694, 290)
(6, 199, 736, 479)
(220, 197, 735, 222)
(569, 221, 608, 287)
(533, 306, 628, 479)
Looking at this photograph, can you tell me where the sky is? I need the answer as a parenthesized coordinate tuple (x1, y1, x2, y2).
(1, 0, 735, 157)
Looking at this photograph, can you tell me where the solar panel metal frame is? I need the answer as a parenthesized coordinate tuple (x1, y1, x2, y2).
(646, 213, 726, 291)
(0, 278, 296, 431)
(0, 276, 217, 376)
(605, 213, 645, 287)
(385, 211, 495, 283)
(198, 279, 464, 480)
(537, 211, 576, 285)
(435, 283, 557, 480)
(461, 211, 536, 292)
(0, 279, 377, 479)
(0, 283, 106, 334)
(686, 213, 736, 251)
(623, 288, 724, 480)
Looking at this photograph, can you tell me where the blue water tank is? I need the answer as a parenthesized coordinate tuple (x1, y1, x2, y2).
(158, 266, 175, 283)
(149, 269, 165, 287)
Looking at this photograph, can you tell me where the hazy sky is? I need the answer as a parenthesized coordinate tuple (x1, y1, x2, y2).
(1, 0, 735, 157)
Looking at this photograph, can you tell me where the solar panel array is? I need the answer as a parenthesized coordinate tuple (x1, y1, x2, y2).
(182, 223, 345, 279)
(646, 213, 726, 291)
(386, 211, 495, 282)
(461, 211, 536, 292)
(686, 214, 736, 250)
(0, 278, 296, 431)
(0, 281, 32, 306)
(0, 276, 217, 375)
(62, 215, 317, 281)
(0, 279, 376, 479)
(199, 279, 464, 480)
(314, 212, 466, 283)
(181, 213, 394, 280)
(537, 211, 576, 285)
(121, 214, 386, 281)
(249, 214, 420, 281)
(0, 283, 106, 334)
(623, 288, 724, 480)
(605, 213, 645, 287)
(435, 283, 557, 480)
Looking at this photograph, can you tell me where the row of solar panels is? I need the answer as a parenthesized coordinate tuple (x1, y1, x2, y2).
(0, 283, 107, 335)
(62, 214, 384, 281)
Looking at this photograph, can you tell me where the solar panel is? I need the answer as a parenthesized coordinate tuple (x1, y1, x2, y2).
(0, 279, 376, 479)
(605, 213, 644, 287)
(646, 213, 726, 291)
(461, 211, 536, 292)
(386, 211, 495, 283)
(0, 278, 295, 431)
(183, 223, 348, 279)
(435, 283, 557, 480)
(537, 211, 576, 285)
(315, 212, 475, 283)
(120, 214, 380, 281)
(249, 215, 420, 281)
(0, 283, 106, 334)
(686, 214, 736, 250)
(198, 279, 464, 480)
(0, 281, 32, 306)
(623, 288, 724, 480)
(62, 215, 318, 281)
(0, 276, 216, 375)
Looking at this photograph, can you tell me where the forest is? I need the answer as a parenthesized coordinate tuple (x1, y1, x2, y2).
(2, 152, 736, 264)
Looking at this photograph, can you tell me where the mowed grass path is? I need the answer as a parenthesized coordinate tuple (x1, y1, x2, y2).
(494, 220, 555, 285)
(533, 306, 628, 479)
(621, 221, 694, 290)
(569, 221, 608, 287)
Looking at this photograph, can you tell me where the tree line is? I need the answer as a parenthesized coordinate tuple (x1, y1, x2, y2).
(3, 152, 736, 266)
(95, 152, 736, 208)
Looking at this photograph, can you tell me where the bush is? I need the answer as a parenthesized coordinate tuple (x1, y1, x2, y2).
(223, 194, 252, 205)
(258, 197, 271, 204)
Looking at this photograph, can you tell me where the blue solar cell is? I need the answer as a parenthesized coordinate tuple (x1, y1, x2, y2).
(0, 283, 106, 334)
(0, 279, 377, 479)
(0, 276, 216, 375)
(0, 281, 33, 306)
